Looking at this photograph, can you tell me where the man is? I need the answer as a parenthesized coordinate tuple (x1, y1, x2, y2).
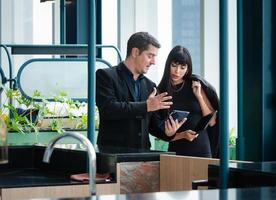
(96, 32, 184, 149)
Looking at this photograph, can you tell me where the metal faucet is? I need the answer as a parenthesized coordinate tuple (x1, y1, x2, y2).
(43, 132, 97, 195)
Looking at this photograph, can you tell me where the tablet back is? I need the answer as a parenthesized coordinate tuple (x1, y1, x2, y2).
(194, 111, 217, 132)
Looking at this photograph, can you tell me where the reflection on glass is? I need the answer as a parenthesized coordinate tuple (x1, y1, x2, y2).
(0, 117, 8, 164)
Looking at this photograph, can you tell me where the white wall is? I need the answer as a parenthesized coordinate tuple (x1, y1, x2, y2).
(33, 1, 53, 44)
(228, 0, 237, 132)
(156, 0, 172, 83)
(203, 0, 220, 92)
(1, 0, 34, 77)
(102, 0, 118, 65)
(203, 0, 237, 132)
(118, 0, 171, 84)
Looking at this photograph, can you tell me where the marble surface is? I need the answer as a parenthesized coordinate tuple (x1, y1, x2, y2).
(120, 161, 159, 193)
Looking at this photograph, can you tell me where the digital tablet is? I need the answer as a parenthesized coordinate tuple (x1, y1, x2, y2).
(194, 111, 217, 132)
(169, 110, 190, 121)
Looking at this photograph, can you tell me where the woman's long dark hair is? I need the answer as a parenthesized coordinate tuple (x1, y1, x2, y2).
(158, 45, 193, 94)
(157, 45, 193, 117)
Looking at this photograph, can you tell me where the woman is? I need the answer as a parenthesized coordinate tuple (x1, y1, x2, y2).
(157, 45, 219, 158)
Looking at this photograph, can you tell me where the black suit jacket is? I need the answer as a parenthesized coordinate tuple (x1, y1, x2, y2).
(191, 74, 220, 158)
(96, 62, 167, 149)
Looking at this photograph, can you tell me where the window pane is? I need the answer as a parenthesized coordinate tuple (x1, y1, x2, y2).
(172, 0, 201, 74)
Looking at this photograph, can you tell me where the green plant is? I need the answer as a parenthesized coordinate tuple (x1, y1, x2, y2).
(1, 87, 41, 134)
(0, 85, 98, 134)
(38, 90, 88, 133)
(229, 127, 236, 146)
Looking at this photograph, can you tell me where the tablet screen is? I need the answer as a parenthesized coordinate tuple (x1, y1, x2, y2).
(170, 110, 190, 121)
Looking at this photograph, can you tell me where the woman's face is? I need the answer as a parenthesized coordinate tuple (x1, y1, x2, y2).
(170, 62, 188, 85)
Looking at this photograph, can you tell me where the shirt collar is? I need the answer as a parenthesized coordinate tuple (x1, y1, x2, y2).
(122, 63, 145, 81)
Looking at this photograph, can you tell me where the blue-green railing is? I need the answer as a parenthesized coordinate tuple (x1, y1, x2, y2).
(16, 57, 112, 102)
(219, 0, 229, 189)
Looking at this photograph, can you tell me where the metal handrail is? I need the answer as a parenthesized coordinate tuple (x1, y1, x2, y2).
(16, 57, 112, 102)
(4, 44, 123, 62)
(0, 44, 14, 89)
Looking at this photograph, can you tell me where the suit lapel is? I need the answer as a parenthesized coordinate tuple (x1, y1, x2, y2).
(117, 64, 136, 101)
(140, 79, 148, 101)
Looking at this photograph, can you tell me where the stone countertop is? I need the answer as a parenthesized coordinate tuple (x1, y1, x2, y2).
(227, 161, 276, 174)
(0, 168, 85, 188)
(42, 143, 173, 162)
(0, 145, 172, 188)
(210, 161, 276, 174)
(0, 146, 87, 188)
(208, 161, 276, 188)
(34, 143, 174, 173)
(95, 145, 174, 173)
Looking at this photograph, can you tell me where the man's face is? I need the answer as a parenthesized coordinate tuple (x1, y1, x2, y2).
(133, 44, 158, 75)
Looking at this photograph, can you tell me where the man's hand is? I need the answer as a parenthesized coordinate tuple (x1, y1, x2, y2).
(147, 88, 173, 112)
(171, 130, 198, 142)
(164, 116, 186, 137)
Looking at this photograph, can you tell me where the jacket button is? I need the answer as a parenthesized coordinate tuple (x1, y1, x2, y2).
(138, 132, 142, 136)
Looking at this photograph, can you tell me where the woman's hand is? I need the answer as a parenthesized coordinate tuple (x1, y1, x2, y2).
(192, 80, 217, 126)
(192, 81, 202, 99)
(164, 116, 186, 137)
(171, 130, 198, 142)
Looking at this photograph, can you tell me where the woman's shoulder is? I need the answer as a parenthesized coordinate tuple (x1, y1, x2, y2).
(190, 74, 205, 83)
(190, 74, 216, 92)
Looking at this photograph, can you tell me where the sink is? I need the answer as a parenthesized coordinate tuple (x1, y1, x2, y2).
(0, 168, 75, 187)
(0, 146, 88, 188)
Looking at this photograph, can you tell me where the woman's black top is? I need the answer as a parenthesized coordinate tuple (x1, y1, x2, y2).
(168, 80, 212, 158)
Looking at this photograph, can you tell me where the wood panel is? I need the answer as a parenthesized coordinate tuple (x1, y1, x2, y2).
(0, 182, 119, 200)
(1, 185, 89, 200)
(160, 154, 219, 191)
(97, 182, 120, 195)
(160, 154, 251, 191)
